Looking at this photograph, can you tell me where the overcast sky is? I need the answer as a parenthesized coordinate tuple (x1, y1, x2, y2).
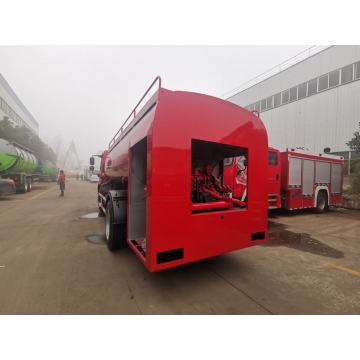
(0, 46, 309, 164)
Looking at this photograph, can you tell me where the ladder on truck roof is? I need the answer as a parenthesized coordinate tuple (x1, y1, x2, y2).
(109, 76, 162, 149)
(286, 147, 344, 160)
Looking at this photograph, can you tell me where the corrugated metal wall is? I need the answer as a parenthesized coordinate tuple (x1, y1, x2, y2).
(261, 80, 360, 152)
(228, 46, 360, 153)
(0, 74, 39, 133)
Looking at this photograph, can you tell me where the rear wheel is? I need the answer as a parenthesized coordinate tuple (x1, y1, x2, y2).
(105, 200, 126, 251)
(15, 176, 27, 193)
(27, 178, 32, 192)
(22, 179, 28, 193)
(316, 191, 329, 213)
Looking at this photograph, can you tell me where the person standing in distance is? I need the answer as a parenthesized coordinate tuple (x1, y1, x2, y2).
(57, 170, 66, 197)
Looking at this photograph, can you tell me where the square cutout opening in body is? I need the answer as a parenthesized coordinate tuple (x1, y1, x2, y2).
(191, 139, 248, 213)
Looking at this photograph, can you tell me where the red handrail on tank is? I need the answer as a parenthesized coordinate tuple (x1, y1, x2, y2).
(109, 76, 162, 148)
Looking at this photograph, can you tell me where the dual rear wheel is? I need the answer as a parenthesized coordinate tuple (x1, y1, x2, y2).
(105, 199, 126, 251)
(17, 177, 31, 193)
(27, 178, 32, 192)
(23, 180, 28, 193)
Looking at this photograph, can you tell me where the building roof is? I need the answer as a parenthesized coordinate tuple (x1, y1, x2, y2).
(225, 46, 332, 100)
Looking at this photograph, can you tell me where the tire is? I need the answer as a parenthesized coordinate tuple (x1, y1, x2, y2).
(22, 179, 28, 193)
(105, 200, 126, 251)
(27, 178, 32, 192)
(315, 191, 329, 213)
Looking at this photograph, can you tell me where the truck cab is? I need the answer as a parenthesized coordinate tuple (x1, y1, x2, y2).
(268, 147, 281, 209)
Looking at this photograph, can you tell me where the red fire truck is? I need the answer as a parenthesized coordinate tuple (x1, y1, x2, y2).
(225, 146, 344, 212)
(91, 77, 269, 272)
(268, 148, 344, 211)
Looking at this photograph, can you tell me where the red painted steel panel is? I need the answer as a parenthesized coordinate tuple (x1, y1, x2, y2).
(102, 86, 268, 271)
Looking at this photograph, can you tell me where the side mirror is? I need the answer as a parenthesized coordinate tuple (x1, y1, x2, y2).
(90, 156, 95, 165)
(89, 165, 94, 171)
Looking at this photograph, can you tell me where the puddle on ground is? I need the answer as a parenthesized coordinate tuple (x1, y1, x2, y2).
(87, 234, 106, 245)
(266, 221, 344, 259)
(80, 212, 99, 219)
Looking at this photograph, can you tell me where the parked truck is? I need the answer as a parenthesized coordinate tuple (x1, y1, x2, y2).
(267, 147, 344, 211)
(91, 77, 268, 272)
(224, 146, 344, 212)
(0, 138, 58, 194)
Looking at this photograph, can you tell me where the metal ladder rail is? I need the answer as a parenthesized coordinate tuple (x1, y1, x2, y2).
(109, 76, 162, 148)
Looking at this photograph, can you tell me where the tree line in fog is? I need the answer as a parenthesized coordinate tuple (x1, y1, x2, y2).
(0, 116, 57, 164)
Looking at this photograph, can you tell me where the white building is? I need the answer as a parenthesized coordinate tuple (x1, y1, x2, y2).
(227, 46, 360, 154)
(0, 73, 39, 134)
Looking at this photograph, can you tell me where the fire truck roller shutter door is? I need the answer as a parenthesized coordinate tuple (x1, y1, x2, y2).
(302, 159, 315, 196)
(315, 161, 331, 184)
(288, 157, 302, 187)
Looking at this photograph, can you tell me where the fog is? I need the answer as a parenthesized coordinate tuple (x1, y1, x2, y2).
(0, 46, 309, 164)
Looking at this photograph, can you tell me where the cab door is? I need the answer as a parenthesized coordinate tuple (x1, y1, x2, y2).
(268, 149, 281, 208)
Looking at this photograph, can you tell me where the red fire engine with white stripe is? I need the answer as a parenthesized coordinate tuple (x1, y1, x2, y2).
(268, 147, 344, 211)
(225, 147, 344, 213)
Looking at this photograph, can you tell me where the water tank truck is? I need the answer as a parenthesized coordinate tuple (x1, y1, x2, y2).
(92, 77, 269, 272)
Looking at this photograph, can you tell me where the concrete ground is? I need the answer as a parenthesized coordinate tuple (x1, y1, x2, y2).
(0, 180, 359, 314)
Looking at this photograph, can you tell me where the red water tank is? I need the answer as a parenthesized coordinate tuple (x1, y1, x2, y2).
(99, 77, 269, 271)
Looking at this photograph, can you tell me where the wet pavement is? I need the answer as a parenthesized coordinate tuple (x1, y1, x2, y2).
(0, 180, 359, 314)
(87, 234, 106, 245)
(266, 221, 344, 259)
(80, 212, 99, 219)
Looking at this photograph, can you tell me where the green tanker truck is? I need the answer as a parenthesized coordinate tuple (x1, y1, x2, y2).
(0, 138, 58, 193)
